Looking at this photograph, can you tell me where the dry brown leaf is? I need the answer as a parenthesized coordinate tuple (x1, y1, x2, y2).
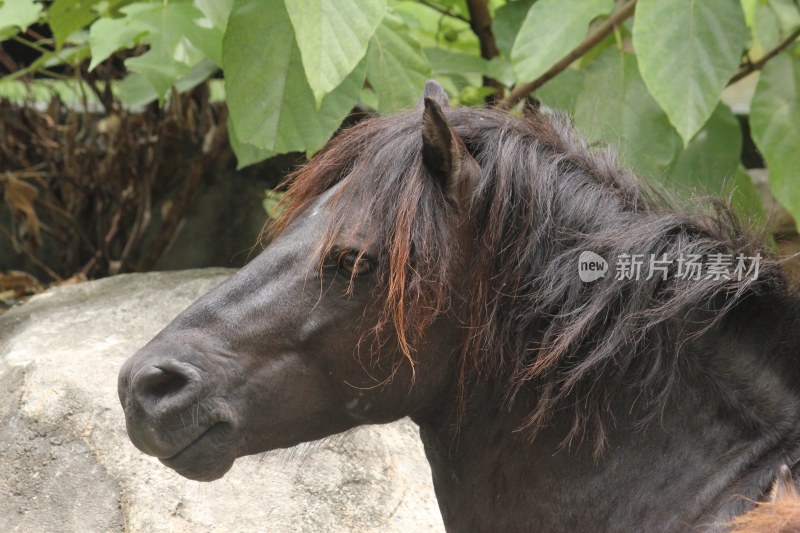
(0, 270, 44, 299)
(3, 175, 42, 247)
(54, 273, 88, 287)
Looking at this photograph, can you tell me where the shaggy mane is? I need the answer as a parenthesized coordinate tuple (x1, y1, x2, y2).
(272, 105, 786, 450)
(729, 496, 800, 533)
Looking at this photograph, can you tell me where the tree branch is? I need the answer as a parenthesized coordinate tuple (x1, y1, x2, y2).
(728, 26, 800, 85)
(466, 0, 503, 98)
(495, 0, 637, 111)
(418, 0, 469, 23)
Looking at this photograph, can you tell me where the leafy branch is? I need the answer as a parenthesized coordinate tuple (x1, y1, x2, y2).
(1, 0, 798, 257)
(496, 0, 638, 111)
(728, 26, 800, 85)
(417, 0, 469, 23)
(498, 1, 800, 111)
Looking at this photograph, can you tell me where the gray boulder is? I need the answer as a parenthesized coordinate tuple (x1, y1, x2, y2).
(0, 269, 443, 532)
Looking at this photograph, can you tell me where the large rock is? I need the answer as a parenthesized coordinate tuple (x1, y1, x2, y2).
(0, 269, 443, 532)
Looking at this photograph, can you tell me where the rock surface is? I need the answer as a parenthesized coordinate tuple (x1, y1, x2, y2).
(0, 269, 444, 532)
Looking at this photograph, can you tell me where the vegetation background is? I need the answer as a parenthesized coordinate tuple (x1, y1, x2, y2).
(0, 0, 799, 296)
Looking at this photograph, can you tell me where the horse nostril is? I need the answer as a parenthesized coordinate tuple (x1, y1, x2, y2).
(146, 368, 189, 398)
(131, 364, 196, 414)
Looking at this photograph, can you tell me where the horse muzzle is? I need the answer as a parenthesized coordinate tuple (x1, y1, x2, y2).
(118, 348, 236, 480)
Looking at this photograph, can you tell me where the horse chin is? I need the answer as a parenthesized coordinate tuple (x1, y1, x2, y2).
(236, 410, 359, 458)
(158, 421, 237, 482)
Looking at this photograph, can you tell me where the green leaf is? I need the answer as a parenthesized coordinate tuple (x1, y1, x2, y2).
(573, 48, 681, 179)
(453, 85, 497, 107)
(750, 53, 800, 232)
(662, 103, 762, 220)
(263, 189, 286, 219)
(666, 103, 741, 195)
(132, 2, 222, 64)
(182, 22, 223, 68)
(88, 3, 153, 70)
(633, 0, 747, 145)
(194, 0, 233, 30)
(750, 1, 800, 54)
(391, 0, 477, 53)
(118, 59, 220, 108)
(359, 87, 379, 110)
(117, 72, 157, 108)
(753, 0, 782, 51)
(125, 54, 190, 101)
(115, 74, 157, 109)
(731, 165, 765, 221)
(0, 0, 42, 37)
(285, 0, 386, 107)
(511, 0, 611, 83)
(535, 68, 583, 115)
(492, 0, 536, 58)
(366, 12, 431, 113)
(174, 58, 218, 91)
(48, 0, 102, 46)
(228, 114, 275, 170)
(422, 47, 488, 92)
(424, 47, 490, 76)
(224, 0, 366, 154)
(47, 36, 91, 67)
(577, 30, 617, 68)
(769, 0, 800, 36)
(740, 0, 758, 29)
(486, 56, 515, 87)
(123, 2, 222, 99)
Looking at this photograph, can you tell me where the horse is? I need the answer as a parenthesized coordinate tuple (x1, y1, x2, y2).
(119, 80, 800, 532)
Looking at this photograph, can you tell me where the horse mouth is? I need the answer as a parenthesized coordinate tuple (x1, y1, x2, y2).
(159, 421, 236, 481)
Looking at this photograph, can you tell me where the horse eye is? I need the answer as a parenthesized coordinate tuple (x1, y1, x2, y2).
(339, 250, 373, 276)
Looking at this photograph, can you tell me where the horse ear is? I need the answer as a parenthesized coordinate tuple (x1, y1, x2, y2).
(420, 96, 479, 209)
(417, 80, 450, 109)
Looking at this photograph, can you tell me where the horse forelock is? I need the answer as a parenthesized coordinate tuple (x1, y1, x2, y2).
(270, 104, 790, 451)
(272, 113, 458, 371)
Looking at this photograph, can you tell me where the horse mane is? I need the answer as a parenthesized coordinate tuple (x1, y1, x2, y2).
(729, 496, 800, 533)
(272, 104, 789, 451)
(729, 472, 800, 533)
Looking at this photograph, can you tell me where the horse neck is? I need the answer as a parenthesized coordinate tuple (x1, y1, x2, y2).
(413, 291, 800, 533)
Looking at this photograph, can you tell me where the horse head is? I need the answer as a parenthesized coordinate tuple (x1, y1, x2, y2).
(117, 81, 479, 481)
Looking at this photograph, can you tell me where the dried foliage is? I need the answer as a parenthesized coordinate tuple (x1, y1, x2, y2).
(0, 86, 231, 282)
